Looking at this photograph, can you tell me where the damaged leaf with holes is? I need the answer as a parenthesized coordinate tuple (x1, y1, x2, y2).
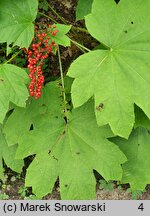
(15, 98, 126, 199)
(3, 82, 63, 146)
(68, 0, 150, 138)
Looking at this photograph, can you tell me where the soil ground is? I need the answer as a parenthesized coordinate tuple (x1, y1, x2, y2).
(0, 172, 150, 200)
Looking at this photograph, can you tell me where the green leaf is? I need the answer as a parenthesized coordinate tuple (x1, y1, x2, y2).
(3, 81, 63, 146)
(50, 24, 71, 47)
(25, 152, 58, 198)
(3, 107, 33, 146)
(0, 125, 23, 179)
(18, 101, 126, 199)
(134, 105, 150, 129)
(0, 64, 29, 123)
(67, 0, 150, 138)
(64, 76, 74, 94)
(131, 190, 144, 200)
(76, 0, 93, 20)
(113, 127, 150, 191)
(0, 0, 38, 49)
(99, 179, 114, 192)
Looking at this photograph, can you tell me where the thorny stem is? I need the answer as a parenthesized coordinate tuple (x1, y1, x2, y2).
(3, 50, 22, 64)
(58, 46, 68, 121)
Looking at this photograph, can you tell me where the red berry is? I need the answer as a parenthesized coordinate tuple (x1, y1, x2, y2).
(27, 24, 58, 99)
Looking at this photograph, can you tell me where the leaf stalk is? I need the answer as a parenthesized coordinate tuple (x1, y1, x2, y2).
(57, 46, 68, 121)
(2, 50, 21, 65)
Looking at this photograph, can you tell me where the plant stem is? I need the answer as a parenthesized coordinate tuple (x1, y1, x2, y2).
(38, 9, 91, 53)
(46, 1, 68, 25)
(73, 43, 86, 53)
(70, 39, 91, 52)
(57, 46, 68, 121)
(71, 26, 89, 34)
(39, 12, 89, 34)
(3, 50, 22, 65)
(38, 12, 57, 23)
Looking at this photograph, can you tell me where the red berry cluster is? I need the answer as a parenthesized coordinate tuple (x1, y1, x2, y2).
(25, 25, 58, 99)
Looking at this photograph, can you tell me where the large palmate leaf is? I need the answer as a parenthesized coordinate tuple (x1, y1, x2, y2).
(76, 0, 93, 20)
(67, 0, 150, 138)
(0, 0, 38, 48)
(0, 64, 29, 123)
(16, 101, 126, 199)
(3, 82, 63, 146)
(0, 125, 23, 179)
(113, 127, 150, 191)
